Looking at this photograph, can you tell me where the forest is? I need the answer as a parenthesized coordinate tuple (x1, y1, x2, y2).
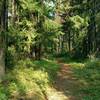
(0, 0, 100, 100)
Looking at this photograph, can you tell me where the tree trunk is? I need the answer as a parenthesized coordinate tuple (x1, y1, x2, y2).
(0, 0, 8, 80)
(68, 31, 71, 52)
(12, 0, 16, 25)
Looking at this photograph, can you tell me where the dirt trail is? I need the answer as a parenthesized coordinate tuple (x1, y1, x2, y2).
(47, 60, 82, 100)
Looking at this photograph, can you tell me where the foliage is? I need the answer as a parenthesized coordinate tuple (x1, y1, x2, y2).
(0, 0, 100, 99)
(0, 58, 60, 99)
(70, 15, 88, 30)
(71, 58, 100, 100)
(0, 86, 8, 100)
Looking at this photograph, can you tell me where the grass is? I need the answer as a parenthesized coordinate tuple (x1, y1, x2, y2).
(0, 58, 60, 100)
(72, 59, 100, 100)
(59, 56, 100, 100)
(0, 55, 100, 100)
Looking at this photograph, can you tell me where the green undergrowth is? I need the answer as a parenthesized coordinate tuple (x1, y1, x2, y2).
(0, 58, 60, 100)
(70, 59, 100, 100)
(55, 52, 87, 64)
(56, 56, 100, 100)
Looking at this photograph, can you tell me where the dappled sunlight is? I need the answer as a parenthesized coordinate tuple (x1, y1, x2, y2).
(0, 59, 56, 100)
(0, 0, 100, 99)
(0, 57, 100, 99)
(42, 58, 57, 63)
(46, 87, 70, 100)
(46, 58, 100, 100)
(70, 59, 100, 99)
(71, 63, 85, 69)
(6, 68, 49, 99)
(51, 60, 83, 100)
(0, 58, 61, 99)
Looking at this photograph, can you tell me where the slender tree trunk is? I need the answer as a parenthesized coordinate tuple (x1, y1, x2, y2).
(61, 35, 64, 53)
(12, 0, 16, 25)
(38, 43, 41, 60)
(68, 31, 71, 52)
(87, 0, 96, 54)
(0, 0, 8, 80)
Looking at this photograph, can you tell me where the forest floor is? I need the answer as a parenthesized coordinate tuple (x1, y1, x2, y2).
(0, 57, 99, 100)
(47, 59, 83, 100)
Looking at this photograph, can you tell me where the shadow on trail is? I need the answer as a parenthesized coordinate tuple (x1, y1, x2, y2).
(52, 60, 83, 100)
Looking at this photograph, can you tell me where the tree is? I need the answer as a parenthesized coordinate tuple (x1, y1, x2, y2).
(0, 0, 8, 79)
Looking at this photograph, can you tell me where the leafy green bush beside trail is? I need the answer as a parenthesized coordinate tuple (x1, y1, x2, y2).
(0, 59, 60, 100)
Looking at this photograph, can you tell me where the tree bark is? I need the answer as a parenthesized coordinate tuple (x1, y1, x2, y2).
(0, 0, 8, 80)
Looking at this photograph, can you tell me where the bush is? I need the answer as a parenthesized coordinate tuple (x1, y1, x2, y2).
(0, 58, 60, 99)
(0, 86, 8, 100)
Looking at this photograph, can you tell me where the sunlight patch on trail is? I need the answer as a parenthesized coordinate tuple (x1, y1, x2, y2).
(47, 88, 69, 100)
